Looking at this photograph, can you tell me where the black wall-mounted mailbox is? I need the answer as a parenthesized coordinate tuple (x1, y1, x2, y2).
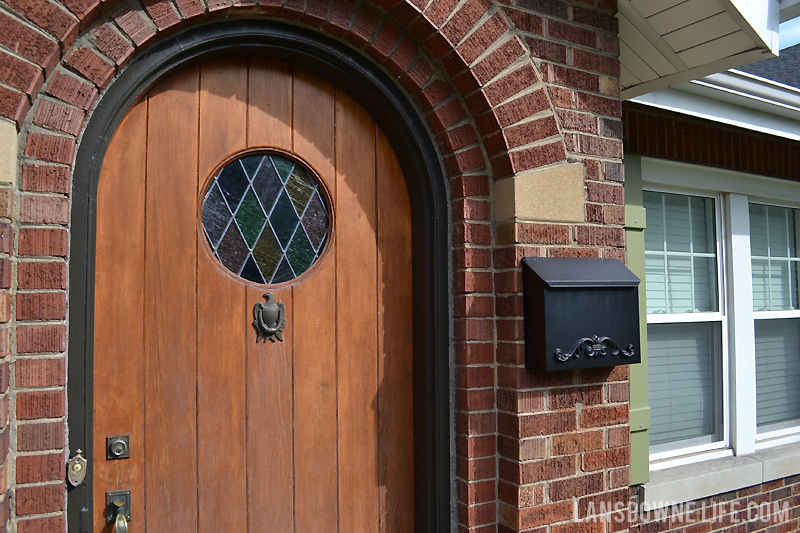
(522, 257, 641, 372)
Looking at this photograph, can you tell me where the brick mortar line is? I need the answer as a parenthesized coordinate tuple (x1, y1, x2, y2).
(14, 417, 65, 426)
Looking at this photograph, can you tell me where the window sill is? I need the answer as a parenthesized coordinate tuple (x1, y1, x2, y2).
(640, 441, 800, 511)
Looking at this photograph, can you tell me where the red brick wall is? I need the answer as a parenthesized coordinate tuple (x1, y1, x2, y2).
(492, 1, 627, 532)
(0, 0, 628, 531)
(628, 477, 800, 533)
(0, 187, 10, 531)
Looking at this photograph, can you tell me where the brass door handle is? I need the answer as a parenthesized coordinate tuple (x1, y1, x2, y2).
(114, 506, 128, 533)
(106, 490, 131, 530)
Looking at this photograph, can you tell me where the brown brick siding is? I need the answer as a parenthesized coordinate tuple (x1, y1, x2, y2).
(623, 101, 800, 182)
(493, 3, 626, 531)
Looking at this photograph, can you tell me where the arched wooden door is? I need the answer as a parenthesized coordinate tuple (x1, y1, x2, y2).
(92, 58, 414, 532)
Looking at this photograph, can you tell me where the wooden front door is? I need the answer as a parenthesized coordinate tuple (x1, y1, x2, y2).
(92, 58, 414, 532)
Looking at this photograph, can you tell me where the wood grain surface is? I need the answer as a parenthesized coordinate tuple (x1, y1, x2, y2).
(291, 66, 340, 532)
(143, 66, 200, 532)
(336, 89, 380, 533)
(93, 59, 414, 533)
(376, 127, 415, 532)
(197, 59, 248, 533)
(93, 91, 147, 533)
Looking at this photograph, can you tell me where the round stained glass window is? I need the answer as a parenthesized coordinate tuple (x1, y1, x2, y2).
(201, 151, 331, 284)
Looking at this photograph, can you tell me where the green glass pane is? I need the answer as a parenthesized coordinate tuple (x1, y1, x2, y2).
(272, 156, 294, 183)
(253, 226, 282, 281)
(286, 169, 315, 216)
(286, 229, 316, 275)
(240, 155, 264, 180)
(234, 188, 267, 248)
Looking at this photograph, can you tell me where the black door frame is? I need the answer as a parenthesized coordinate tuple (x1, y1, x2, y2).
(67, 20, 451, 532)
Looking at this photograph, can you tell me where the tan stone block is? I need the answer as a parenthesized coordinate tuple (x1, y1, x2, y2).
(518, 483, 545, 508)
(601, 76, 621, 97)
(495, 162, 585, 223)
(0, 120, 17, 186)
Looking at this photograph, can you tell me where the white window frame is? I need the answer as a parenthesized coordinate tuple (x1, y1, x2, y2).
(749, 202, 800, 439)
(644, 188, 730, 463)
(642, 157, 800, 470)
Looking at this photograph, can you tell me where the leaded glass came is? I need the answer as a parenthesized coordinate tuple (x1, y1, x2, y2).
(202, 152, 330, 284)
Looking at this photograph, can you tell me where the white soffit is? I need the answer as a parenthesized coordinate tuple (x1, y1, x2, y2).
(630, 70, 800, 140)
(618, 0, 780, 100)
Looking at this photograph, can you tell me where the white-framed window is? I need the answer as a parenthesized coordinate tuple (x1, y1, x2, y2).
(644, 191, 727, 460)
(641, 158, 800, 469)
(750, 203, 800, 437)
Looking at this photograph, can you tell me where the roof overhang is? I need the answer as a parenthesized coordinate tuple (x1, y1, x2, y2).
(629, 69, 800, 140)
(619, 0, 782, 100)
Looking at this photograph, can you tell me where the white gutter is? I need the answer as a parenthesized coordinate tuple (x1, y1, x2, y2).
(630, 69, 800, 140)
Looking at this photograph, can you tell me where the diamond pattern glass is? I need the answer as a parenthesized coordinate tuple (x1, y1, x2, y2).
(202, 152, 330, 284)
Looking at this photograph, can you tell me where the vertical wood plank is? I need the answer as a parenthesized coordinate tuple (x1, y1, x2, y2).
(144, 66, 200, 533)
(376, 128, 415, 533)
(248, 59, 292, 151)
(246, 62, 295, 531)
(246, 285, 294, 532)
(93, 96, 147, 532)
(197, 58, 248, 533)
(335, 90, 379, 533)
(292, 66, 339, 533)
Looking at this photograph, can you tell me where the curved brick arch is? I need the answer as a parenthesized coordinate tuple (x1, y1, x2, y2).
(388, 0, 569, 176)
(5, 0, 575, 181)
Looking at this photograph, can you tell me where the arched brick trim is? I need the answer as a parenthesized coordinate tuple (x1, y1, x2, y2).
(0, 0, 594, 179)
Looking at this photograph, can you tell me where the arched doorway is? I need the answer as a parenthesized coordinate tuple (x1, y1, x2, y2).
(67, 21, 450, 532)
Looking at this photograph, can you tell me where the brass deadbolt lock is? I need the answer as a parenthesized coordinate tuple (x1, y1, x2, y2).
(106, 435, 130, 460)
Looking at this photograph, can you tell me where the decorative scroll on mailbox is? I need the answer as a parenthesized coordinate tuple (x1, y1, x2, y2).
(522, 257, 641, 372)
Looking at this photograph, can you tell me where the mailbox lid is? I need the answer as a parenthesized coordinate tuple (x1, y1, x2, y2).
(522, 257, 640, 288)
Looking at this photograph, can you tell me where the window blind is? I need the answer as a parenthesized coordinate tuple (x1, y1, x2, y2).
(755, 318, 800, 428)
(648, 322, 722, 445)
(750, 204, 800, 311)
(644, 192, 717, 314)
